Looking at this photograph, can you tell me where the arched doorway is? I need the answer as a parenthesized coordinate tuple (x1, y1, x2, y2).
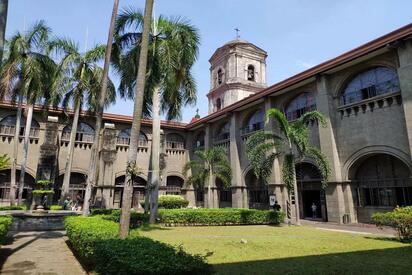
(296, 163, 327, 221)
(166, 176, 184, 195)
(54, 173, 87, 203)
(0, 169, 36, 202)
(349, 154, 412, 222)
(245, 170, 269, 209)
(113, 175, 146, 209)
(216, 178, 231, 208)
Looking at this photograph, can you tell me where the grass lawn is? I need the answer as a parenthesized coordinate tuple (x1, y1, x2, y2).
(140, 225, 412, 275)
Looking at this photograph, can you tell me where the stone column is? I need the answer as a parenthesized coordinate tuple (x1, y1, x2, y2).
(316, 75, 345, 223)
(203, 124, 214, 207)
(229, 112, 245, 208)
(183, 131, 196, 206)
(96, 123, 117, 209)
(397, 40, 412, 158)
(36, 116, 59, 186)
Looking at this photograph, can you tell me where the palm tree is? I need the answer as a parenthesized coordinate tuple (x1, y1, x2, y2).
(49, 39, 115, 205)
(0, 0, 8, 62)
(0, 154, 10, 171)
(117, 0, 154, 238)
(0, 21, 55, 205)
(246, 109, 330, 225)
(114, 8, 199, 223)
(183, 147, 232, 208)
(83, 0, 120, 216)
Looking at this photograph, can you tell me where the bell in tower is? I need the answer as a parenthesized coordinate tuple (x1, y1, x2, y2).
(207, 37, 267, 114)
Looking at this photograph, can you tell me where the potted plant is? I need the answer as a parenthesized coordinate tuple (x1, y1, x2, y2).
(32, 180, 54, 212)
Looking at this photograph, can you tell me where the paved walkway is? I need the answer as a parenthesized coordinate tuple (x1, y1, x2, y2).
(0, 231, 85, 275)
(301, 219, 397, 237)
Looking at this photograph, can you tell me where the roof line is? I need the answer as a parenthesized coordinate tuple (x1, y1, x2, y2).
(188, 22, 412, 129)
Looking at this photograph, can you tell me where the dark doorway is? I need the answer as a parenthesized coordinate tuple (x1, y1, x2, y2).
(302, 190, 322, 220)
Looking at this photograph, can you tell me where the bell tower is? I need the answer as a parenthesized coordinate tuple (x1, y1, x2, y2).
(207, 38, 267, 114)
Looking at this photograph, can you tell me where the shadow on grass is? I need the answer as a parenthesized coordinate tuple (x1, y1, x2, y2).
(138, 223, 171, 232)
(212, 246, 412, 275)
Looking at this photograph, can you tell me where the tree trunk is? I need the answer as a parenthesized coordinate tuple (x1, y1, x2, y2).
(291, 154, 301, 225)
(119, 0, 154, 238)
(17, 104, 33, 205)
(207, 168, 213, 208)
(83, 0, 119, 216)
(0, 0, 8, 63)
(149, 87, 160, 223)
(9, 94, 23, 206)
(60, 100, 81, 204)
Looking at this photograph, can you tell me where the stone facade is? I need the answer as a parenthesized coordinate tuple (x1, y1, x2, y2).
(1, 24, 412, 223)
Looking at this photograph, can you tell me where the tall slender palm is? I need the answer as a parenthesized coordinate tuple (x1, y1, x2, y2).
(183, 147, 232, 208)
(0, 0, 8, 62)
(0, 21, 55, 205)
(114, 8, 199, 223)
(49, 39, 115, 204)
(83, 0, 120, 216)
(116, 0, 154, 238)
(246, 109, 330, 225)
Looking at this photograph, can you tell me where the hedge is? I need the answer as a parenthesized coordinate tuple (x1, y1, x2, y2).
(140, 195, 189, 209)
(64, 216, 211, 274)
(50, 205, 63, 211)
(103, 209, 149, 228)
(90, 208, 116, 216)
(158, 208, 285, 226)
(0, 215, 13, 244)
(0, 205, 26, 211)
(372, 206, 412, 242)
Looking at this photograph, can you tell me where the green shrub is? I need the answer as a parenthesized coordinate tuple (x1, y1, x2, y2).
(0, 215, 12, 244)
(90, 208, 116, 216)
(158, 208, 285, 226)
(103, 209, 149, 228)
(64, 216, 210, 274)
(372, 206, 412, 242)
(0, 205, 26, 211)
(50, 205, 63, 211)
(140, 195, 189, 209)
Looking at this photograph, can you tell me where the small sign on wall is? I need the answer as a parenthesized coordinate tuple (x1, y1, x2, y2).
(269, 194, 276, 206)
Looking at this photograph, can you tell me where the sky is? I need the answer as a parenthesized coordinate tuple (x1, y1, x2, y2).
(6, 0, 412, 122)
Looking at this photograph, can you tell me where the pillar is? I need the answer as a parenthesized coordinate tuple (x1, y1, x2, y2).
(229, 112, 245, 208)
(316, 75, 346, 223)
(183, 131, 196, 206)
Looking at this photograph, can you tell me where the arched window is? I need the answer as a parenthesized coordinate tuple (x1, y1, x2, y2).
(241, 109, 264, 134)
(215, 122, 230, 141)
(166, 176, 184, 195)
(62, 122, 95, 143)
(117, 128, 148, 147)
(285, 92, 316, 121)
(247, 65, 255, 81)
(217, 69, 223, 85)
(0, 115, 40, 137)
(341, 67, 400, 105)
(193, 131, 205, 149)
(216, 98, 222, 111)
(166, 133, 185, 149)
(245, 170, 269, 209)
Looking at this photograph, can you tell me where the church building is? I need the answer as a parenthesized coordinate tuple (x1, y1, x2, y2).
(1, 23, 412, 224)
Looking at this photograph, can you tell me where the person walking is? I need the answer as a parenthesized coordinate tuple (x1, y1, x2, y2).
(311, 202, 317, 219)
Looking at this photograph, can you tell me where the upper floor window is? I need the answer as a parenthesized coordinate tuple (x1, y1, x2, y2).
(193, 131, 205, 149)
(217, 69, 223, 85)
(341, 67, 400, 105)
(62, 122, 95, 143)
(241, 109, 264, 134)
(0, 115, 40, 137)
(247, 65, 255, 81)
(216, 98, 222, 111)
(166, 133, 185, 149)
(215, 122, 230, 141)
(117, 128, 148, 147)
(285, 92, 316, 121)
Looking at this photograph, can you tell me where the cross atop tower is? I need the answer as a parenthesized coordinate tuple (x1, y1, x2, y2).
(235, 28, 240, 39)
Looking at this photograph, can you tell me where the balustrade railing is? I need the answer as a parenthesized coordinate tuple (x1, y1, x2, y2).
(240, 122, 264, 135)
(0, 125, 40, 138)
(61, 131, 94, 144)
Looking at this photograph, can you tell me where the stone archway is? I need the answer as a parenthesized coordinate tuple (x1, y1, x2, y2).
(113, 175, 146, 209)
(245, 170, 269, 209)
(296, 162, 327, 221)
(348, 154, 412, 222)
(54, 172, 87, 203)
(0, 169, 36, 202)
